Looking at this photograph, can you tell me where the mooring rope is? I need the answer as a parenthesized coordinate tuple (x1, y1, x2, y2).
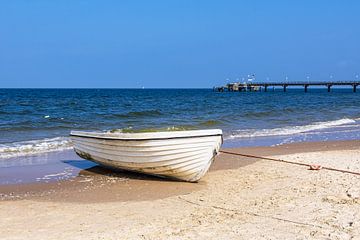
(219, 150, 360, 176)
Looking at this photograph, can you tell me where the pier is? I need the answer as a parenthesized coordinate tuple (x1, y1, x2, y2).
(214, 81, 360, 93)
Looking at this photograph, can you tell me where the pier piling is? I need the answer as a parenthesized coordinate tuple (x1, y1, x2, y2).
(327, 84, 332, 92)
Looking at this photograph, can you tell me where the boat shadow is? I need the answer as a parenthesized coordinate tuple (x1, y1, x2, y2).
(63, 160, 180, 182)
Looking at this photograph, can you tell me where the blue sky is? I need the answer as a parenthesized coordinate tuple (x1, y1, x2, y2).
(0, 1, 359, 88)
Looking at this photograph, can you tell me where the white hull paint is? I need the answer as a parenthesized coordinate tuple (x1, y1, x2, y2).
(70, 129, 223, 182)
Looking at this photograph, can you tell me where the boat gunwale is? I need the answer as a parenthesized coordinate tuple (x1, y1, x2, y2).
(70, 130, 222, 141)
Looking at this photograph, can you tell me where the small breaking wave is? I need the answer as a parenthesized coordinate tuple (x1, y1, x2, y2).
(0, 137, 72, 159)
(242, 110, 278, 118)
(111, 110, 163, 118)
(227, 118, 357, 139)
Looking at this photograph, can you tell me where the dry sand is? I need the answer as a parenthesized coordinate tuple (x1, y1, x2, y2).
(0, 140, 360, 239)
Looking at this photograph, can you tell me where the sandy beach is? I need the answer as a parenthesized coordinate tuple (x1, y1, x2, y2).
(1, 140, 360, 239)
(2, 1, 360, 239)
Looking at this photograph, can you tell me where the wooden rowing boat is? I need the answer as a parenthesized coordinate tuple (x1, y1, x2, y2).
(70, 129, 223, 182)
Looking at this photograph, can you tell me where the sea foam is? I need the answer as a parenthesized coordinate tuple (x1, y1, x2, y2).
(227, 118, 357, 139)
(0, 137, 72, 159)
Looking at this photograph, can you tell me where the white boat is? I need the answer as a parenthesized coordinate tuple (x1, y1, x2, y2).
(70, 129, 223, 182)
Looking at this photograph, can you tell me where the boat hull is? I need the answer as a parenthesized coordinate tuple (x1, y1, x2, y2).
(70, 130, 222, 182)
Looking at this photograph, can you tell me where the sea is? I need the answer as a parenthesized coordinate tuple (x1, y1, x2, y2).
(0, 88, 359, 160)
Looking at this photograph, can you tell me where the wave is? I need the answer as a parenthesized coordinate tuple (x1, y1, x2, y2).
(242, 110, 278, 118)
(100, 110, 163, 119)
(227, 118, 357, 139)
(121, 110, 163, 118)
(0, 137, 72, 159)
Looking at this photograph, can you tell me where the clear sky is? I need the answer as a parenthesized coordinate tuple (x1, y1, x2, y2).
(0, 1, 359, 88)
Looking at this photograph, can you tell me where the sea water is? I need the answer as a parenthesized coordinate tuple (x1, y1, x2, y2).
(0, 88, 359, 159)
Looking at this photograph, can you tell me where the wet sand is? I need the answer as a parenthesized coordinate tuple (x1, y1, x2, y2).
(0, 140, 360, 239)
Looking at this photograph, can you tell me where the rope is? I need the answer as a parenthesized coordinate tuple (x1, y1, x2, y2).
(219, 150, 360, 176)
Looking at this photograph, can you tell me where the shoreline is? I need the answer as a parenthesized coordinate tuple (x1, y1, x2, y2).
(1, 139, 360, 239)
(1, 139, 359, 203)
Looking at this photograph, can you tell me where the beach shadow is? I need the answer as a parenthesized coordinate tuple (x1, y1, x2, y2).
(62, 159, 179, 182)
(77, 165, 181, 182)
